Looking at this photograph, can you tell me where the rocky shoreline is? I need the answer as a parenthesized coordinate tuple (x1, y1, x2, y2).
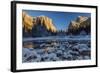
(22, 40, 91, 63)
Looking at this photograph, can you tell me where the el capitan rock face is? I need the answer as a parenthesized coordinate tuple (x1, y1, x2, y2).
(22, 12, 57, 37)
(35, 16, 57, 32)
(68, 16, 91, 35)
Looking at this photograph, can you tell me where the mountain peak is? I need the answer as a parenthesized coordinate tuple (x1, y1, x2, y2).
(22, 12, 34, 32)
(22, 12, 57, 37)
(68, 16, 91, 35)
(35, 15, 57, 32)
(76, 16, 88, 23)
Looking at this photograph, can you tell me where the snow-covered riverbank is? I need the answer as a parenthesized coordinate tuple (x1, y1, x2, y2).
(22, 38, 91, 63)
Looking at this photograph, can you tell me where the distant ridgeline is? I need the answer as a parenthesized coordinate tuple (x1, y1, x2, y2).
(22, 12, 91, 37)
(67, 16, 91, 35)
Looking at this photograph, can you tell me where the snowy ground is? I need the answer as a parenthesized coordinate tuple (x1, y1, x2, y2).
(22, 36, 91, 63)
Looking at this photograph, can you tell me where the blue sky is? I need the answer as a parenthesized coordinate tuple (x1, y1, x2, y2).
(23, 10, 91, 31)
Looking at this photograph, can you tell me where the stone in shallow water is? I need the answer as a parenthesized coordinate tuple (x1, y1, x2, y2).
(66, 54, 73, 60)
(41, 53, 49, 60)
(84, 56, 90, 59)
(56, 50, 63, 58)
(70, 51, 79, 56)
(47, 47, 56, 53)
(77, 56, 83, 60)
(78, 44, 89, 49)
(36, 49, 45, 55)
(22, 48, 33, 62)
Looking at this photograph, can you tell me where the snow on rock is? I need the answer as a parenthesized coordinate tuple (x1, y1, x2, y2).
(41, 53, 49, 60)
(23, 39, 91, 62)
(36, 49, 45, 55)
(84, 56, 90, 59)
(22, 48, 35, 62)
(77, 56, 83, 60)
(47, 47, 56, 53)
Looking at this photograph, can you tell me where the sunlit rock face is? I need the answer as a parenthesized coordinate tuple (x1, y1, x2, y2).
(68, 16, 91, 35)
(22, 12, 34, 32)
(76, 16, 88, 22)
(22, 12, 57, 37)
(35, 15, 57, 32)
